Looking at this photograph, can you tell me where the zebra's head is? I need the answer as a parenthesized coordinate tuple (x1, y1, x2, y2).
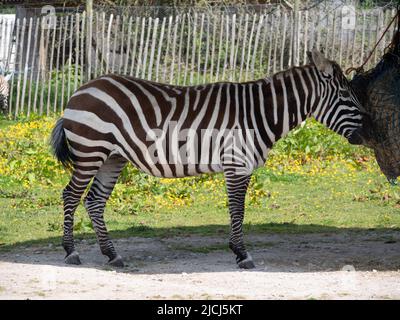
(0, 73, 12, 113)
(307, 49, 368, 145)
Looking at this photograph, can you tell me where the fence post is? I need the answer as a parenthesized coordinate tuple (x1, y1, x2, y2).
(15, 18, 26, 117)
(292, 0, 300, 66)
(86, 0, 93, 81)
(21, 17, 33, 115)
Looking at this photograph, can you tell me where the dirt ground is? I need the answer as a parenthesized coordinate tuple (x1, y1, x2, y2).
(1, 231, 400, 299)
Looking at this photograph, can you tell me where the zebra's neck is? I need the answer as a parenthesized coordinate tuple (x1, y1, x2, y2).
(250, 65, 320, 148)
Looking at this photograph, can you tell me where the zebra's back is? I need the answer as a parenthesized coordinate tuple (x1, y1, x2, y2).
(63, 74, 264, 178)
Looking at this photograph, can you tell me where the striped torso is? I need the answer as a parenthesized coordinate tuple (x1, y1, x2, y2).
(63, 67, 319, 178)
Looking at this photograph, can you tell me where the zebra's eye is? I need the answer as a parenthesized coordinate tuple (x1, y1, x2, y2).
(340, 90, 351, 98)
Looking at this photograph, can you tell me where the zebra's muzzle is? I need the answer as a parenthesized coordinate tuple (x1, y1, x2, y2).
(347, 114, 373, 146)
(347, 128, 364, 145)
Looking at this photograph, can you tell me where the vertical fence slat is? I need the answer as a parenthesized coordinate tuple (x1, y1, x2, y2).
(28, 18, 39, 116)
(118, 14, 125, 75)
(259, 14, 268, 72)
(123, 16, 133, 75)
(203, 15, 210, 82)
(0, 19, 3, 63)
(190, 13, 197, 85)
(288, 11, 294, 66)
(272, 11, 280, 74)
(15, 18, 27, 117)
(373, 12, 380, 65)
(391, 9, 396, 39)
(148, 17, 158, 81)
(183, 13, 191, 85)
(169, 15, 179, 83)
(339, 10, 344, 66)
(60, 15, 69, 111)
(324, 13, 330, 58)
(251, 14, 263, 79)
(221, 14, 229, 81)
(351, 12, 357, 68)
(239, 14, 248, 81)
(53, 16, 63, 113)
(197, 13, 205, 84)
(74, 13, 79, 92)
(162, 16, 172, 82)
(141, 16, 151, 79)
(105, 13, 113, 74)
(308, 12, 315, 54)
(279, 13, 287, 71)
(39, 17, 51, 115)
(209, 14, 217, 82)
(66, 15, 73, 109)
(46, 16, 57, 116)
(303, 11, 309, 66)
(360, 12, 366, 66)
(381, 10, 389, 56)
(80, 11, 85, 85)
(315, 11, 321, 51)
(94, 11, 99, 78)
(233, 14, 242, 81)
(296, 11, 301, 65)
(101, 12, 106, 74)
(111, 15, 119, 74)
(155, 17, 166, 82)
(21, 17, 33, 115)
(9, 18, 19, 115)
(245, 14, 256, 80)
(228, 14, 236, 81)
(367, 12, 373, 69)
(267, 14, 274, 75)
(86, 9, 92, 81)
(135, 17, 145, 78)
(5, 19, 13, 72)
(176, 15, 185, 85)
(130, 16, 140, 77)
(343, 23, 350, 69)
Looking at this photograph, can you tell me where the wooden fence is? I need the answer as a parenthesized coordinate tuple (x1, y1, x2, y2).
(1, 6, 398, 117)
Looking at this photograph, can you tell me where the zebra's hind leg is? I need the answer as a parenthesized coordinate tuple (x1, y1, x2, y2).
(84, 154, 127, 267)
(63, 169, 99, 265)
(224, 170, 255, 269)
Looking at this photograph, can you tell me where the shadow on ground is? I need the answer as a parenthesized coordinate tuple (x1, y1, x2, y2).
(0, 223, 400, 274)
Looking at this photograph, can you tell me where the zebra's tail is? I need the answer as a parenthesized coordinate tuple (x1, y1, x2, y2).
(50, 118, 74, 169)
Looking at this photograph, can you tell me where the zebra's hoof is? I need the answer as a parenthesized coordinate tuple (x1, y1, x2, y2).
(64, 251, 81, 265)
(238, 255, 255, 269)
(108, 255, 124, 268)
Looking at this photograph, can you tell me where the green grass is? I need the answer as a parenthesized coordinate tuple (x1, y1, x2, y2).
(1, 158, 399, 250)
(0, 118, 399, 251)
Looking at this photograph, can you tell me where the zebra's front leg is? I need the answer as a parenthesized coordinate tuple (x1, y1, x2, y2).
(224, 171, 255, 269)
(84, 155, 127, 267)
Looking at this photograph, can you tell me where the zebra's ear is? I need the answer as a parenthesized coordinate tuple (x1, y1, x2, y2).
(308, 49, 333, 75)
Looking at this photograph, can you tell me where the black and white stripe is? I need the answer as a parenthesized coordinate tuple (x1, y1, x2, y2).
(51, 50, 365, 268)
(0, 73, 11, 112)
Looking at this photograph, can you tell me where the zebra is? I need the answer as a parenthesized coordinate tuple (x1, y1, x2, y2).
(50, 50, 367, 269)
(0, 73, 11, 113)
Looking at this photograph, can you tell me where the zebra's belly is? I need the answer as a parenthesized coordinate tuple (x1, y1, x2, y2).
(130, 160, 224, 178)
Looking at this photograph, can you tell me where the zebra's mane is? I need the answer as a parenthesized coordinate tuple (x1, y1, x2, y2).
(266, 59, 343, 82)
